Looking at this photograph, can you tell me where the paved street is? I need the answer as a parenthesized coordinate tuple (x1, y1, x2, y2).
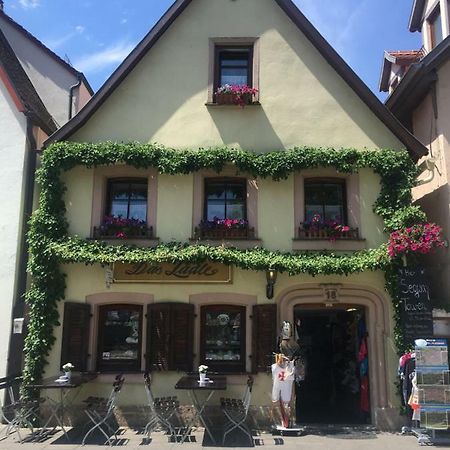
(0, 426, 422, 450)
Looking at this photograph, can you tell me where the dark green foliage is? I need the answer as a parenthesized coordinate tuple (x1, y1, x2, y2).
(24, 142, 422, 391)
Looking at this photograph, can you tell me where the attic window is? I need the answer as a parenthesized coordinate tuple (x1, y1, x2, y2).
(429, 6, 444, 48)
(215, 46, 253, 91)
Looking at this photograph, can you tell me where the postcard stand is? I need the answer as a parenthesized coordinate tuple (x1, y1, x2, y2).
(412, 339, 450, 446)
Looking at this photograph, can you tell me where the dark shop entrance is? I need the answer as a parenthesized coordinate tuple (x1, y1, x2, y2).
(294, 305, 371, 424)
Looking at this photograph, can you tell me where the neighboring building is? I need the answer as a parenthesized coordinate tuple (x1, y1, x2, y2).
(38, 0, 428, 429)
(379, 0, 450, 335)
(0, 3, 92, 380)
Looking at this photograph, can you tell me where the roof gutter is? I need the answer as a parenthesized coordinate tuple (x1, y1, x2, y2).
(69, 73, 82, 120)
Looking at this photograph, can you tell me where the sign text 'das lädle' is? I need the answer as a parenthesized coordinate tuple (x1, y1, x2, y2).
(113, 261, 232, 283)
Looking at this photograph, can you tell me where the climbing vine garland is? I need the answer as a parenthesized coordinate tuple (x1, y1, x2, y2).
(24, 142, 425, 386)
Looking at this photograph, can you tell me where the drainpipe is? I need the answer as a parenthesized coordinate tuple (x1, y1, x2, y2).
(68, 73, 82, 120)
(5, 117, 38, 379)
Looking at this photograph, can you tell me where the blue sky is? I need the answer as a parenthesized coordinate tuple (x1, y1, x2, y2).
(4, 0, 421, 100)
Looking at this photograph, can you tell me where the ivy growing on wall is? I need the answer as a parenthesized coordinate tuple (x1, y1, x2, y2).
(24, 142, 422, 387)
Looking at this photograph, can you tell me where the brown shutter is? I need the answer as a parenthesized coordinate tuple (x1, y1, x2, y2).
(61, 302, 91, 372)
(170, 304, 194, 372)
(147, 304, 171, 371)
(147, 303, 194, 372)
(252, 304, 277, 373)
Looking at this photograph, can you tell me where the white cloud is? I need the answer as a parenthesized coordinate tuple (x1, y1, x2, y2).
(120, 18, 128, 25)
(18, 0, 40, 9)
(74, 40, 135, 73)
(43, 25, 86, 51)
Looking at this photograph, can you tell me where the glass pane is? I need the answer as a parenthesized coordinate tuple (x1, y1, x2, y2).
(110, 201, 128, 218)
(206, 184, 226, 200)
(322, 184, 343, 205)
(226, 203, 245, 220)
(226, 184, 245, 201)
(204, 310, 241, 362)
(221, 59, 248, 67)
(206, 201, 226, 220)
(305, 205, 324, 222)
(101, 308, 140, 361)
(305, 185, 323, 206)
(221, 68, 248, 86)
(129, 201, 147, 221)
(324, 205, 344, 222)
(433, 11, 444, 46)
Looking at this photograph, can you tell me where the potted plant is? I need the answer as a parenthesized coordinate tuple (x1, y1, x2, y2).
(62, 362, 74, 381)
(299, 214, 354, 241)
(198, 364, 209, 383)
(215, 84, 258, 107)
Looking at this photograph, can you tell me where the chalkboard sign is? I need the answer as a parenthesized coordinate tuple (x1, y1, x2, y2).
(399, 267, 434, 342)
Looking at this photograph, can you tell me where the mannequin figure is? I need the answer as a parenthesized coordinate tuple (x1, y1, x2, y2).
(272, 321, 304, 430)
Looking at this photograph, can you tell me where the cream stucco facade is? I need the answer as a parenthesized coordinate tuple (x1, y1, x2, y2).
(38, 0, 422, 431)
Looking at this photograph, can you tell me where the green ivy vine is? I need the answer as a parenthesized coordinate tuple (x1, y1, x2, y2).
(24, 142, 423, 388)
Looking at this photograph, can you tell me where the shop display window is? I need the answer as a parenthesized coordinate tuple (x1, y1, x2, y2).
(97, 304, 142, 372)
(200, 305, 246, 373)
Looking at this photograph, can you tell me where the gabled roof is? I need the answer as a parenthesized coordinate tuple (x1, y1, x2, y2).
(409, 0, 426, 32)
(0, 27, 57, 135)
(45, 0, 428, 161)
(379, 49, 424, 92)
(0, 9, 94, 96)
(386, 36, 450, 119)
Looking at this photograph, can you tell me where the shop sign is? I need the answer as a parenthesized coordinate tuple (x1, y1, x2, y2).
(399, 266, 434, 342)
(113, 261, 232, 284)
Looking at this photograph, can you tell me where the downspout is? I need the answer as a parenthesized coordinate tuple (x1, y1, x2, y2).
(69, 73, 82, 120)
(6, 117, 38, 378)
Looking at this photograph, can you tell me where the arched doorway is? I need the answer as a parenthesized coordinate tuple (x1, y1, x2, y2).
(276, 283, 392, 427)
(294, 304, 369, 424)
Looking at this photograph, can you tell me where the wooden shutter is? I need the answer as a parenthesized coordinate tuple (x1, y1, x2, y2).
(170, 304, 194, 372)
(252, 304, 277, 373)
(147, 304, 171, 371)
(61, 302, 91, 372)
(147, 303, 194, 372)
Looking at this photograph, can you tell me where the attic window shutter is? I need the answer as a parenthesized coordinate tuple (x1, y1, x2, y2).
(252, 304, 277, 373)
(147, 303, 194, 371)
(61, 302, 91, 372)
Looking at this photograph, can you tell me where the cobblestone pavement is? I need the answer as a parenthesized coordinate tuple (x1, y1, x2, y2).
(0, 426, 421, 450)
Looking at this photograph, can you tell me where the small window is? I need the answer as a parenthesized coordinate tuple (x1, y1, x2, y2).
(200, 305, 246, 373)
(429, 6, 444, 48)
(97, 304, 142, 372)
(107, 178, 147, 221)
(204, 178, 246, 221)
(304, 179, 347, 223)
(215, 46, 253, 91)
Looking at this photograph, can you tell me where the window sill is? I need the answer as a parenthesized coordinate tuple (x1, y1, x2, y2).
(189, 237, 262, 249)
(292, 238, 367, 251)
(205, 101, 261, 107)
(87, 237, 160, 247)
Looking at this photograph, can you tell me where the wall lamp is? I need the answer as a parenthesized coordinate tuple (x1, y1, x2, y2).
(266, 268, 278, 299)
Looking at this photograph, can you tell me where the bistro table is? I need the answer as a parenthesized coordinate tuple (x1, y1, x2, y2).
(175, 375, 227, 444)
(25, 372, 97, 441)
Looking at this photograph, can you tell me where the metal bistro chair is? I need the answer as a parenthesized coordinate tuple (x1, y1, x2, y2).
(81, 374, 125, 446)
(0, 374, 42, 443)
(143, 372, 179, 441)
(221, 375, 254, 446)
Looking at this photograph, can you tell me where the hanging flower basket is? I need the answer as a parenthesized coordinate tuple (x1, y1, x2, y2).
(388, 223, 445, 259)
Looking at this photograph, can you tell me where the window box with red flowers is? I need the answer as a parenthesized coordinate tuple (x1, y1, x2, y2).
(298, 214, 359, 241)
(93, 216, 153, 240)
(214, 84, 258, 107)
(194, 218, 255, 240)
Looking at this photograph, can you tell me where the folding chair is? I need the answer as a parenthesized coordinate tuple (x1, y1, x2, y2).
(221, 375, 254, 446)
(143, 372, 179, 440)
(0, 374, 42, 443)
(81, 374, 125, 446)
